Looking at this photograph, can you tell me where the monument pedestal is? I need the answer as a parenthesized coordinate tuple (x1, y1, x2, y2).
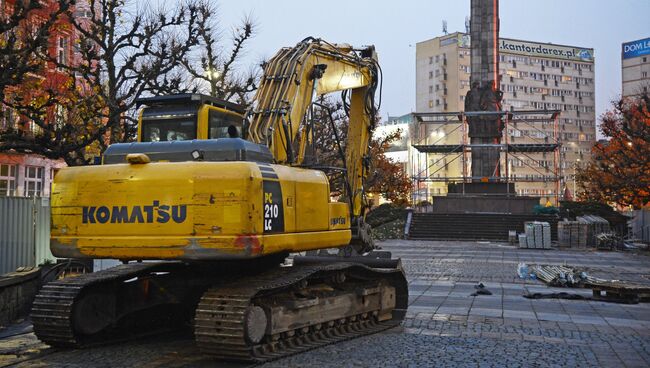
(431, 183, 540, 215)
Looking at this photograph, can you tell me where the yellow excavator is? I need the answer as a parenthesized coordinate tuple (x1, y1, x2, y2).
(32, 37, 407, 362)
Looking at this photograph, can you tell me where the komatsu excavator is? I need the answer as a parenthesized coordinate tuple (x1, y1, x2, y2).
(32, 37, 408, 362)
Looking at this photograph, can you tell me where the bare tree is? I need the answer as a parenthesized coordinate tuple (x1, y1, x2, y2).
(181, 3, 258, 107)
(67, 0, 207, 144)
(307, 97, 411, 204)
(1, 0, 208, 165)
(1, 1, 261, 165)
(0, 89, 110, 166)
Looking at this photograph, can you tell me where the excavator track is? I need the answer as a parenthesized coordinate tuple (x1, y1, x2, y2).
(194, 262, 408, 362)
(31, 262, 193, 348)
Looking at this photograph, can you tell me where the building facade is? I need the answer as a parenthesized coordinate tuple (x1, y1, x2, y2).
(622, 37, 650, 98)
(376, 113, 413, 167)
(371, 113, 414, 205)
(0, 0, 93, 197)
(415, 32, 596, 203)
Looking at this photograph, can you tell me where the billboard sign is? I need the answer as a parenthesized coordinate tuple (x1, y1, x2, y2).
(499, 38, 593, 62)
(452, 34, 593, 62)
(623, 37, 650, 59)
(440, 36, 457, 47)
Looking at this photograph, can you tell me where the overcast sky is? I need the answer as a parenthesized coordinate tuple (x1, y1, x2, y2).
(216, 0, 649, 125)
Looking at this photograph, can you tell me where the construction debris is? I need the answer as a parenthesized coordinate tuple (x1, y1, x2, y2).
(518, 263, 650, 303)
(470, 283, 493, 296)
(523, 292, 590, 301)
(529, 264, 587, 287)
(595, 232, 621, 250)
(578, 215, 610, 246)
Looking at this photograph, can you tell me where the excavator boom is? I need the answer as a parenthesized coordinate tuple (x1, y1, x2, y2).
(248, 38, 380, 220)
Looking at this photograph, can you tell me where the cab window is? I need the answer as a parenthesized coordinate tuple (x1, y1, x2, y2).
(140, 105, 198, 142)
(142, 117, 197, 142)
(208, 109, 243, 139)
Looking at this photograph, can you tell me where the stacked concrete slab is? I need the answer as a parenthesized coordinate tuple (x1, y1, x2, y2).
(520, 221, 551, 249)
(557, 221, 588, 248)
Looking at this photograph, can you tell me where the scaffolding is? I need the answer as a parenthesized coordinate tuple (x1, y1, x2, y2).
(410, 110, 563, 205)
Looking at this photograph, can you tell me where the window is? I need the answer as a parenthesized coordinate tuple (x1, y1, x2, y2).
(428, 100, 434, 108)
(428, 71, 433, 79)
(642, 71, 648, 78)
(54, 104, 67, 128)
(141, 105, 198, 142)
(428, 85, 433, 93)
(208, 109, 242, 139)
(643, 57, 647, 63)
(1, 106, 15, 130)
(31, 120, 42, 135)
(57, 36, 69, 69)
(24, 166, 44, 197)
(0, 164, 17, 196)
(429, 56, 433, 64)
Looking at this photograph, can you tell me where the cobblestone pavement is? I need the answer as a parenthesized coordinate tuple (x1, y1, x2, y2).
(1, 240, 650, 367)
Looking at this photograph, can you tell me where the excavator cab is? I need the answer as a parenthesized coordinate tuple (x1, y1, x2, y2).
(136, 94, 245, 142)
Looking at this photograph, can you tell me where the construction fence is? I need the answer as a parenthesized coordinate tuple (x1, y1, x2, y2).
(630, 210, 650, 243)
(0, 197, 54, 275)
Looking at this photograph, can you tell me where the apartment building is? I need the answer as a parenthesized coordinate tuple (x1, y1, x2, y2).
(415, 32, 596, 203)
(0, 0, 94, 197)
(622, 37, 650, 98)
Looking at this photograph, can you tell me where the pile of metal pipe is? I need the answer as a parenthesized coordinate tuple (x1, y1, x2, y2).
(529, 264, 587, 287)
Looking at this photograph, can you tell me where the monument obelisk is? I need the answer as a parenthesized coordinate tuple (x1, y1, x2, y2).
(464, 0, 504, 181)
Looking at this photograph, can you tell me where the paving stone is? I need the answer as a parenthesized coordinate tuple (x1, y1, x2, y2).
(3, 239, 649, 367)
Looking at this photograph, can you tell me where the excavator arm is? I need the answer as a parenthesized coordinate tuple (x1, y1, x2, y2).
(247, 38, 380, 226)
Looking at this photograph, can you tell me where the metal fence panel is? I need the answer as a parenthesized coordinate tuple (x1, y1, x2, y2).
(630, 210, 650, 243)
(34, 197, 54, 266)
(0, 197, 52, 275)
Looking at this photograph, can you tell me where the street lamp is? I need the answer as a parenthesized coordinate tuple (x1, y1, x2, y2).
(205, 68, 220, 80)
